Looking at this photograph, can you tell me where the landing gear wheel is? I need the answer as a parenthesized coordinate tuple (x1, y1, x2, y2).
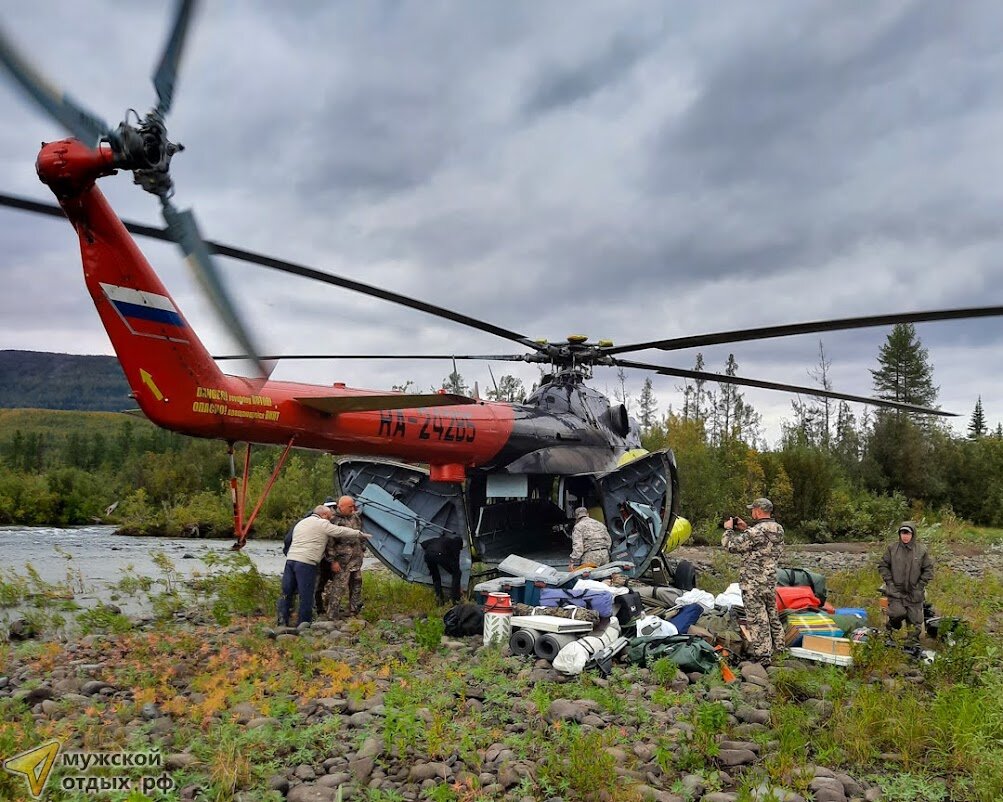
(672, 559, 697, 591)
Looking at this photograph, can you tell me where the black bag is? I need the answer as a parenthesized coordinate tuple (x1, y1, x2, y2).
(443, 603, 484, 636)
(614, 591, 643, 625)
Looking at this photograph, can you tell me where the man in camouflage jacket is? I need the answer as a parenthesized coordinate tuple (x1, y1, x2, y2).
(324, 495, 370, 618)
(722, 497, 785, 664)
(569, 507, 612, 570)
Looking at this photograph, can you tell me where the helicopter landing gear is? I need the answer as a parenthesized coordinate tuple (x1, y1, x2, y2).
(228, 438, 296, 549)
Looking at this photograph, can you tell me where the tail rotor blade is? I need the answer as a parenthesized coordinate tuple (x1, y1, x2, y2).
(153, 0, 198, 115)
(0, 25, 110, 144)
(161, 199, 271, 378)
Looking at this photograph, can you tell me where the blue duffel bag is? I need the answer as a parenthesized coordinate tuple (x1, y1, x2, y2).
(539, 588, 615, 618)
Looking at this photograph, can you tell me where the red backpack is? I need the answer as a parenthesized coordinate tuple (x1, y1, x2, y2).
(776, 586, 821, 612)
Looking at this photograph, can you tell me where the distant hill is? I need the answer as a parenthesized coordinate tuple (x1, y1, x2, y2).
(0, 350, 132, 412)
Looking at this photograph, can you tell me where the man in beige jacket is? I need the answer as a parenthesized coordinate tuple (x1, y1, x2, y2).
(278, 505, 368, 626)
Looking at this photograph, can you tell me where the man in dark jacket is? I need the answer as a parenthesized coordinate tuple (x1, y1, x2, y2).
(878, 521, 934, 644)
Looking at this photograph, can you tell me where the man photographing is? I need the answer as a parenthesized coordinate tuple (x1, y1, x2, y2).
(722, 498, 786, 665)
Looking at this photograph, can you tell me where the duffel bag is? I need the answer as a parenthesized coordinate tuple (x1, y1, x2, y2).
(776, 567, 827, 604)
(776, 586, 821, 612)
(539, 587, 614, 618)
(627, 634, 719, 674)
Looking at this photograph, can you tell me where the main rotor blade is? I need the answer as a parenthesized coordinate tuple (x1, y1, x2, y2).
(0, 25, 110, 144)
(212, 353, 532, 362)
(608, 307, 1003, 355)
(0, 193, 543, 353)
(613, 357, 956, 417)
(161, 199, 272, 378)
(153, 0, 197, 115)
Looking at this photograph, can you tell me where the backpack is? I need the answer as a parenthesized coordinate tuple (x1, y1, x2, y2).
(627, 634, 720, 674)
(613, 591, 643, 625)
(443, 603, 484, 636)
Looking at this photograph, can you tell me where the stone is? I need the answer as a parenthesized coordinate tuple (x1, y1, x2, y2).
(809, 777, 846, 802)
(545, 699, 599, 723)
(864, 789, 882, 802)
(703, 793, 740, 802)
(165, 753, 198, 770)
(140, 703, 161, 720)
(348, 711, 374, 728)
(16, 686, 53, 706)
(716, 748, 757, 767)
(287, 785, 339, 802)
(246, 716, 280, 730)
(836, 773, 864, 797)
(81, 680, 114, 696)
(735, 706, 771, 725)
(749, 785, 806, 802)
(40, 699, 59, 716)
(740, 662, 770, 684)
(356, 736, 383, 759)
(230, 701, 258, 723)
(349, 757, 374, 782)
(315, 697, 348, 712)
(680, 774, 706, 797)
(634, 785, 684, 802)
(408, 762, 450, 782)
(295, 763, 318, 781)
(719, 739, 760, 754)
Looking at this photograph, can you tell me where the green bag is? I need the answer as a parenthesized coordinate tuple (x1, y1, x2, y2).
(776, 567, 828, 604)
(627, 634, 720, 674)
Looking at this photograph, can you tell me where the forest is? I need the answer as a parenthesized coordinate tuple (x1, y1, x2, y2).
(0, 324, 999, 540)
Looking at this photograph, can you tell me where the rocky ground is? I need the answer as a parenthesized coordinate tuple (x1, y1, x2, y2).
(0, 608, 953, 802)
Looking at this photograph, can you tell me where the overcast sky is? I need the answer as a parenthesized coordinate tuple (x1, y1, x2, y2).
(2, 1, 1002, 444)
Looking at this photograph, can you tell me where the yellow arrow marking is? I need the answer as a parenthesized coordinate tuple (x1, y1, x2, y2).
(4, 739, 61, 798)
(140, 369, 164, 401)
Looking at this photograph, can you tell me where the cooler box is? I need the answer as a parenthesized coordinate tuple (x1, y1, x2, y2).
(474, 577, 526, 605)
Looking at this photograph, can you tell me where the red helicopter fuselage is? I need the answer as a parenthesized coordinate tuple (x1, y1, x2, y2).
(37, 138, 630, 486)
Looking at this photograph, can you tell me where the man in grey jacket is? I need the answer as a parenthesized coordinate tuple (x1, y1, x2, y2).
(878, 521, 934, 644)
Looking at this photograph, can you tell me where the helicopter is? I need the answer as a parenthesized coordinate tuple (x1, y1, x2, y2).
(1, 1, 999, 590)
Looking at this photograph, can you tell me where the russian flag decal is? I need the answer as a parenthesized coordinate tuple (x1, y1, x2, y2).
(100, 283, 189, 343)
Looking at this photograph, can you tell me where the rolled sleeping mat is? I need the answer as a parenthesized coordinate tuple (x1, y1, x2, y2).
(552, 617, 622, 676)
(509, 627, 540, 656)
(535, 632, 579, 662)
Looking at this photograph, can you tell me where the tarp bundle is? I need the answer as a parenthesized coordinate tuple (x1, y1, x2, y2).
(552, 618, 622, 675)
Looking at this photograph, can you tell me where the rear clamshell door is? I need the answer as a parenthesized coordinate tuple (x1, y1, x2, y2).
(597, 449, 679, 575)
(337, 459, 472, 587)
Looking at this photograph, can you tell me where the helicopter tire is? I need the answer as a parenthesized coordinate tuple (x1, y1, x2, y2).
(672, 560, 697, 592)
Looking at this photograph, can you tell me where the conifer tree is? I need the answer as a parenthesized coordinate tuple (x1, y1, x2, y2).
(968, 396, 987, 439)
(638, 378, 657, 431)
(870, 323, 938, 408)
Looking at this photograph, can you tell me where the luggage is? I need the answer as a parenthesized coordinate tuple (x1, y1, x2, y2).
(552, 619, 622, 676)
(443, 603, 484, 636)
(539, 588, 615, 618)
(512, 603, 600, 625)
(614, 591, 643, 625)
(776, 567, 828, 604)
(626, 634, 719, 674)
(776, 586, 821, 612)
(781, 610, 842, 647)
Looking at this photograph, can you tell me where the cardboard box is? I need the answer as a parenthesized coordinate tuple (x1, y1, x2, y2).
(789, 646, 853, 667)
(801, 634, 852, 657)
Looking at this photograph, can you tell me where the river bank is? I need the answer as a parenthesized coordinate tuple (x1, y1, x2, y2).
(2, 531, 1002, 800)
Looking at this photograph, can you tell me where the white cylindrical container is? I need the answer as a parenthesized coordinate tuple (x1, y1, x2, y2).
(483, 592, 513, 647)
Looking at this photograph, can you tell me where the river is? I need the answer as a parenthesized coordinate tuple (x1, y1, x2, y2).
(0, 525, 299, 618)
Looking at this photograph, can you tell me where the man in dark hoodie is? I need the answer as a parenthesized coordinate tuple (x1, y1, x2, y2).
(879, 521, 934, 644)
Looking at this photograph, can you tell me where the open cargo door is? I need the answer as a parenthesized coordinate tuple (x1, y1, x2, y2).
(596, 449, 679, 576)
(338, 459, 472, 587)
